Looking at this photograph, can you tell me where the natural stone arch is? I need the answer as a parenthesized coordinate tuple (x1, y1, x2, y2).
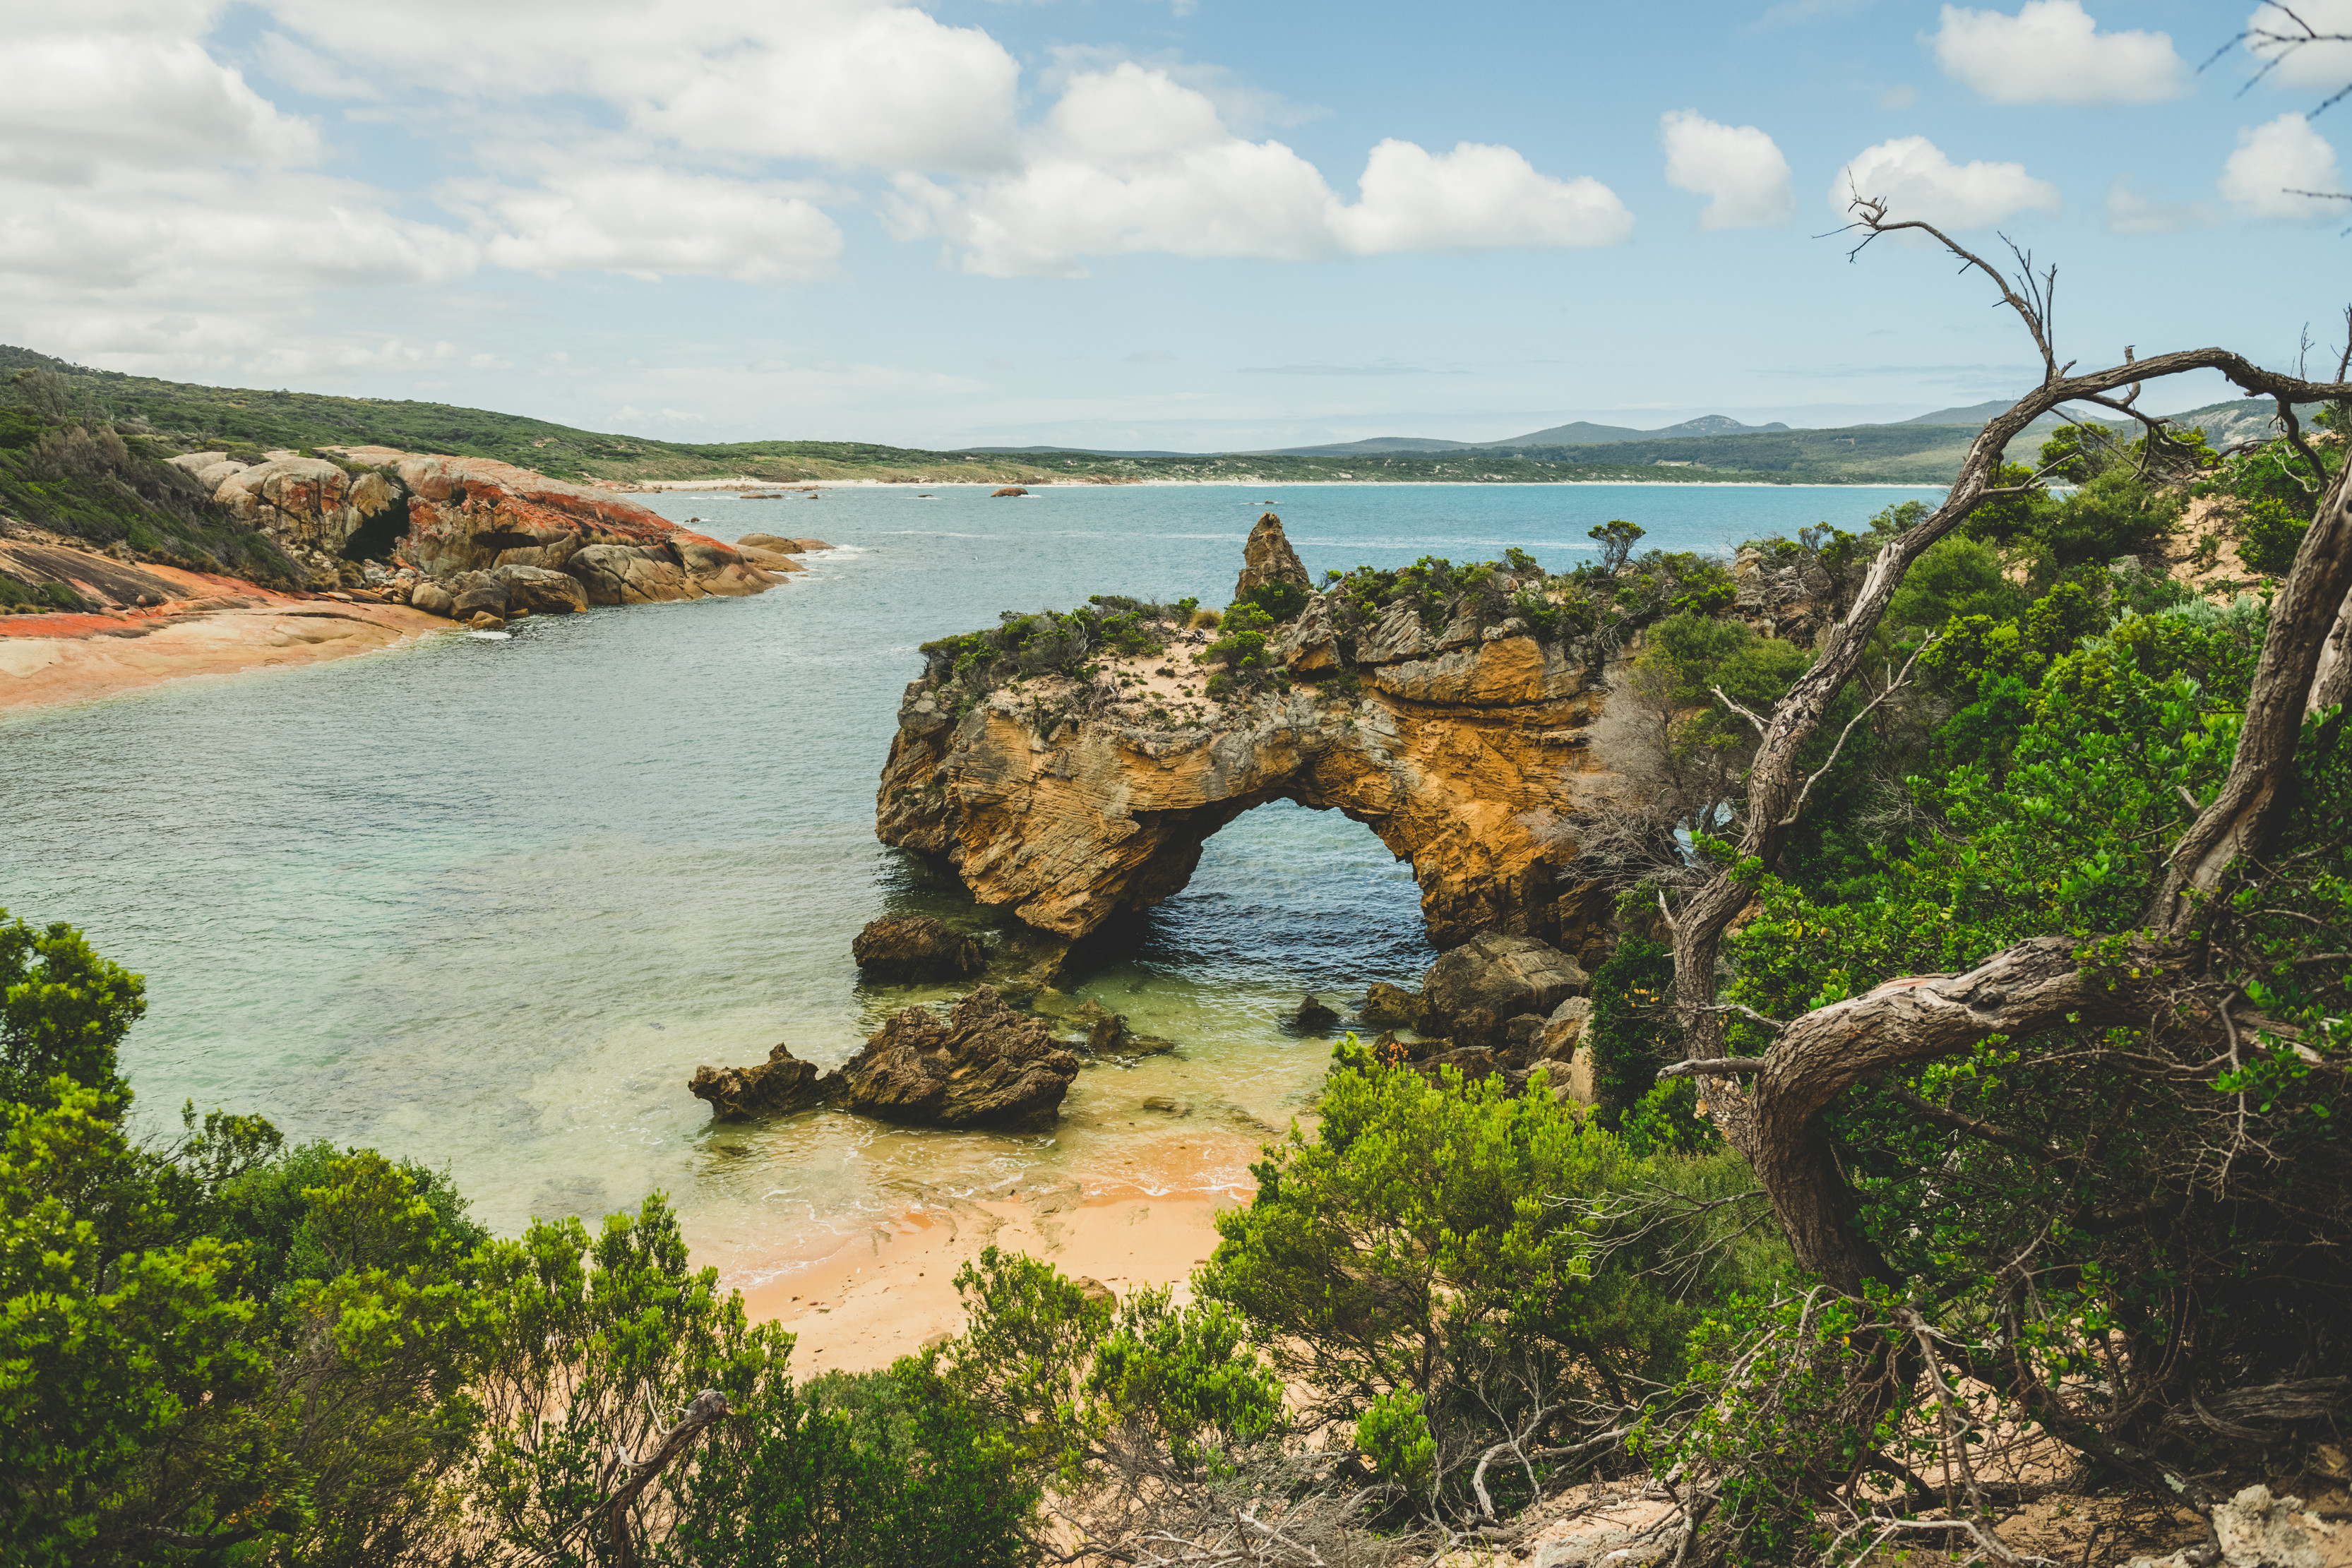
(876, 591, 1644, 962)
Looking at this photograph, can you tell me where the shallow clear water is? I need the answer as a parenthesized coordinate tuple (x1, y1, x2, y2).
(0, 481, 1937, 1285)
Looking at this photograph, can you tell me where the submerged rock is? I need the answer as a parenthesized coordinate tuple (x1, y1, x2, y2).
(1360, 982, 1425, 1031)
(838, 986, 1079, 1129)
(850, 916, 986, 982)
(688, 1042, 841, 1120)
(1294, 994, 1340, 1033)
(1422, 934, 1587, 1049)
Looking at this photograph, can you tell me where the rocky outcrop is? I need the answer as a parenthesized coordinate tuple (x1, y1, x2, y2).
(1361, 982, 1426, 1031)
(383, 454, 775, 600)
(1234, 512, 1309, 601)
(171, 453, 407, 584)
(2124, 1485, 2341, 1568)
(688, 1043, 840, 1120)
(1421, 934, 1587, 1048)
(851, 916, 986, 981)
(172, 447, 784, 608)
(876, 541, 1639, 954)
(837, 987, 1079, 1129)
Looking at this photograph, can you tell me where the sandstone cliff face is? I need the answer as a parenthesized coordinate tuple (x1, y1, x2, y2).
(876, 536, 1642, 956)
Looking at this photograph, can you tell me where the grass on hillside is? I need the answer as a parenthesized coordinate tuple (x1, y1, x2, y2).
(2, 345, 1965, 487)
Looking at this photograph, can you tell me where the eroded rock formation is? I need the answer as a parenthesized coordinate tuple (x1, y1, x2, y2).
(1421, 933, 1588, 1048)
(876, 520, 1641, 956)
(837, 987, 1079, 1129)
(1235, 510, 1309, 600)
(851, 916, 987, 981)
(688, 1043, 840, 1120)
(168, 448, 785, 606)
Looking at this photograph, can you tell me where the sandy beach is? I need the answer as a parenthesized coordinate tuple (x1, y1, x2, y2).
(0, 555, 449, 712)
(744, 1183, 1240, 1372)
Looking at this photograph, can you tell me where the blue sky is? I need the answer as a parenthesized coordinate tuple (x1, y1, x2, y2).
(4, 0, 2347, 449)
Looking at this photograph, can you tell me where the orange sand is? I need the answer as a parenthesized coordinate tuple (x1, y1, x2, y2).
(744, 1183, 1238, 1372)
(0, 559, 450, 711)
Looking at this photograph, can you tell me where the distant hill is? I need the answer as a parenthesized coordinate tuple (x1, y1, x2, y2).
(962, 444, 1197, 458)
(1264, 414, 1795, 455)
(1258, 436, 1476, 455)
(1493, 414, 1793, 445)
(13, 342, 2321, 491)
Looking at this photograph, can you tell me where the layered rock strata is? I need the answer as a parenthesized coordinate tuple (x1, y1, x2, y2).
(876, 525, 1640, 956)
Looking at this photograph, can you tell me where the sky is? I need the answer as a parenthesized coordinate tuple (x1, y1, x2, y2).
(3, 0, 2349, 450)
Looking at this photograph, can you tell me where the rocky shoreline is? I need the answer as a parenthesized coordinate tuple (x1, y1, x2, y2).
(166, 445, 810, 627)
(0, 448, 835, 708)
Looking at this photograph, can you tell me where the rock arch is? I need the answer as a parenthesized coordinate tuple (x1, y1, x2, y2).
(876, 568, 1644, 961)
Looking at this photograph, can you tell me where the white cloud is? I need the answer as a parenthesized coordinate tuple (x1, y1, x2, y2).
(1933, 0, 2187, 104)
(479, 169, 844, 282)
(2102, 175, 2219, 233)
(1659, 109, 1795, 229)
(886, 64, 1629, 276)
(1334, 140, 1632, 253)
(263, 0, 1022, 174)
(0, 171, 477, 296)
(0, 33, 318, 180)
(1832, 136, 2062, 227)
(2242, 0, 2352, 92)
(2219, 114, 2348, 220)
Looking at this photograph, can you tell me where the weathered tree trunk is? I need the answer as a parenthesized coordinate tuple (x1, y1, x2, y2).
(1660, 212, 2352, 1293)
(2149, 465, 2352, 936)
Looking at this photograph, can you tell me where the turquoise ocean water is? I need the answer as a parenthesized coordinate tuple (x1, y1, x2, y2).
(0, 481, 1936, 1285)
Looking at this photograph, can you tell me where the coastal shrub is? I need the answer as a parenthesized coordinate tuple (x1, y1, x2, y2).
(1198, 1043, 1784, 1519)
(919, 599, 1184, 715)
(668, 1360, 1036, 1568)
(2231, 494, 2310, 576)
(1710, 591, 2350, 1507)
(0, 409, 297, 587)
(1589, 520, 1644, 573)
(1624, 614, 1813, 840)
(0, 911, 145, 1109)
(1200, 601, 1289, 700)
(1233, 578, 1308, 623)
(1582, 935, 1677, 1128)
(1885, 534, 2022, 633)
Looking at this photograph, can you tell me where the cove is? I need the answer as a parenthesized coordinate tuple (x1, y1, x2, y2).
(0, 481, 1940, 1288)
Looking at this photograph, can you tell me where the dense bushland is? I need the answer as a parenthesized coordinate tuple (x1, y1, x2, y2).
(0, 371, 298, 587)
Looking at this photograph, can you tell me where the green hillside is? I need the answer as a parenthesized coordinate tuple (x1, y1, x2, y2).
(3, 346, 1968, 487)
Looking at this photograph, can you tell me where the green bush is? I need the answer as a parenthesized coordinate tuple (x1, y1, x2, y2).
(667, 1360, 1036, 1568)
(2232, 495, 2309, 576)
(1582, 935, 1676, 1127)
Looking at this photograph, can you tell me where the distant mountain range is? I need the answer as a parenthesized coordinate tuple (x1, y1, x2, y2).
(1259, 414, 1796, 456)
(1045, 397, 2306, 461)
